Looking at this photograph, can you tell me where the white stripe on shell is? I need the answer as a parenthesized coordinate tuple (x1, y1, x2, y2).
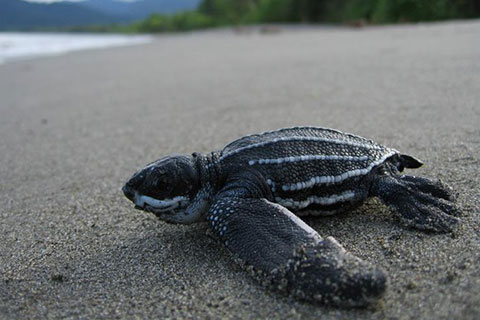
(266, 199, 322, 243)
(281, 150, 397, 192)
(134, 194, 188, 210)
(248, 154, 369, 166)
(219, 136, 385, 162)
(275, 190, 356, 210)
(266, 178, 276, 192)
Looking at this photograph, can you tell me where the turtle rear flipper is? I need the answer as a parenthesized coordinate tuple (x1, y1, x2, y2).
(207, 196, 387, 307)
(372, 172, 460, 232)
(399, 175, 458, 202)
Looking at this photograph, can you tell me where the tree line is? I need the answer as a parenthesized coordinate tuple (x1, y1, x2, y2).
(76, 0, 480, 33)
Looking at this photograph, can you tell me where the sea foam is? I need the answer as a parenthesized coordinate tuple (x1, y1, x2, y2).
(0, 32, 152, 65)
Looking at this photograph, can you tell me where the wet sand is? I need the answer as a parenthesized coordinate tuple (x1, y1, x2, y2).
(1, 21, 479, 319)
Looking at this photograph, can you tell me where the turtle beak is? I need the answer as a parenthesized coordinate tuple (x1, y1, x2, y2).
(123, 169, 147, 201)
(122, 184, 135, 202)
(123, 186, 147, 211)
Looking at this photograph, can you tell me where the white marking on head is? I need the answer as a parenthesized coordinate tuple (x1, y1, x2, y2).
(134, 194, 188, 211)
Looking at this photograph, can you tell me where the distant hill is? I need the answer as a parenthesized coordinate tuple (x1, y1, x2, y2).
(0, 0, 121, 29)
(81, 0, 201, 20)
(78, 0, 132, 18)
(0, 0, 201, 30)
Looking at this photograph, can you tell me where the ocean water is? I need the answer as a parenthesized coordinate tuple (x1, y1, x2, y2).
(0, 32, 152, 65)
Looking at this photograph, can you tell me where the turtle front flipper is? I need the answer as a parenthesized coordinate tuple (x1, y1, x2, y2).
(207, 196, 387, 307)
(371, 172, 460, 232)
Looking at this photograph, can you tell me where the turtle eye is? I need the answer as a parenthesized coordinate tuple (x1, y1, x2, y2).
(154, 177, 167, 189)
(153, 179, 162, 188)
(154, 175, 174, 193)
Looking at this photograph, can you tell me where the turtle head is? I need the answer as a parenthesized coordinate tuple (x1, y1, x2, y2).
(122, 154, 205, 224)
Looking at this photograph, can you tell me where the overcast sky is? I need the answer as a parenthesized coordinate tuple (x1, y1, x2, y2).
(24, 0, 138, 3)
(24, 0, 82, 3)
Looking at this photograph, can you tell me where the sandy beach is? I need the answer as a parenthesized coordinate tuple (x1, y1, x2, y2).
(1, 21, 479, 319)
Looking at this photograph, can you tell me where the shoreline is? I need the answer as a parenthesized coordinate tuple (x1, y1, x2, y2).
(0, 32, 152, 65)
(1, 19, 477, 65)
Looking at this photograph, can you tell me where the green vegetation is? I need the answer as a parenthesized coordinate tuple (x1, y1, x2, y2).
(325, 0, 479, 23)
(136, 11, 214, 32)
(68, 0, 480, 33)
(196, 0, 480, 24)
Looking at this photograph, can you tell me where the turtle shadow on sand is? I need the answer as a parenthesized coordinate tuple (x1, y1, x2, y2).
(67, 224, 225, 285)
(37, 223, 288, 314)
(50, 217, 383, 314)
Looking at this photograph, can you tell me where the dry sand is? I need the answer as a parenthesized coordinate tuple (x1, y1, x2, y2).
(1, 21, 479, 319)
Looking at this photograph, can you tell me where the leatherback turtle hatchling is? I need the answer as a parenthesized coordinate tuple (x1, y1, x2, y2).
(122, 127, 459, 307)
